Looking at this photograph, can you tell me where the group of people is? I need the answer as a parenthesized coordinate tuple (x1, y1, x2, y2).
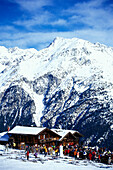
(24, 143, 113, 164)
(63, 144, 113, 164)
(25, 144, 59, 160)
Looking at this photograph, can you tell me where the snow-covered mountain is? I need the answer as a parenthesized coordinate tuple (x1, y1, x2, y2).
(0, 37, 113, 150)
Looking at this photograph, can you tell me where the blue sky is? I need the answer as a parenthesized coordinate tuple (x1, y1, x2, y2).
(0, 0, 113, 50)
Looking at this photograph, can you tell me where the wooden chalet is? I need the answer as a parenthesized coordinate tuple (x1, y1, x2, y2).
(8, 126, 83, 149)
(51, 129, 83, 146)
(8, 126, 61, 149)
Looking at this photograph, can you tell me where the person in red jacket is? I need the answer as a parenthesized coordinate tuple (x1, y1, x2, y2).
(27, 150, 29, 160)
(98, 154, 101, 162)
(89, 152, 92, 160)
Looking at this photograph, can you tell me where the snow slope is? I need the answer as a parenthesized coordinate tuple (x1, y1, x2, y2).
(0, 146, 112, 170)
(1, 156, 112, 170)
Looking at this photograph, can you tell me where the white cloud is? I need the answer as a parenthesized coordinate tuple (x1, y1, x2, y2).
(1, 0, 113, 50)
(14, 11, 52, 29)
(63, 0, 113, 30)
(10, 0, 53, 12)
(12, 0, 113, 31)
(51, 19, 67, 26)
(14, 14, 67, 29)
(0, 26, 16, 32)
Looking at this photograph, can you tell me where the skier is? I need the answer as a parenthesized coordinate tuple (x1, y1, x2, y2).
(74, 148, 77, 159)
(77, 151, 79, 159)
(13, 142, 16, 149)
(89, 152, 92, 160)
(55, 148, 59, 156)
(108, 157, 111, 165)
(44, 146, 48, 157)
(34, 152, 37, 158)
(5, 143, 9, 152)
(27, 150, 29, 160)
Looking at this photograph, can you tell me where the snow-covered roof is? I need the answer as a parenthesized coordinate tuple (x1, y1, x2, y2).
(51, 128, 83, 141)
(8, 126, 46, 135)
(51, 128, 82, 137)
(51, 129, 73, 137)
(0, 131, 8, 137)
(8, 126, 83, 139)
(0, 132, 9, 141)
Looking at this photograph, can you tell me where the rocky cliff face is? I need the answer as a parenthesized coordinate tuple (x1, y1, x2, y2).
(0, 37, 113, 149)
